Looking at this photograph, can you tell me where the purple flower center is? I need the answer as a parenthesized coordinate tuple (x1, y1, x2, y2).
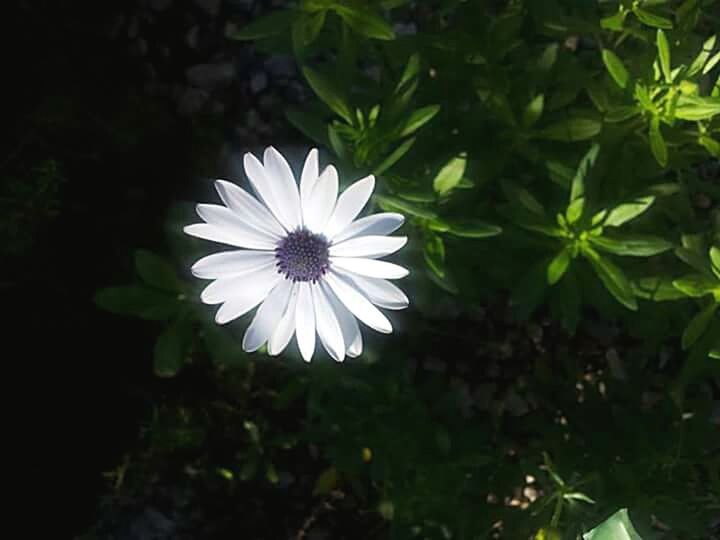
(275, 228, 330, 282)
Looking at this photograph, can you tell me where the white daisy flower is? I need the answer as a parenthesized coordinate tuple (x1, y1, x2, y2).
(184, 147, 409, 362)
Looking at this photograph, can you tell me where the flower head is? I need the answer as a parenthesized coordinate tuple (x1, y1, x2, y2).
(184, 147, 409, 362)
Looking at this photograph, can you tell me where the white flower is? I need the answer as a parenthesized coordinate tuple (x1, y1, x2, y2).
(184, 147, 409, 362)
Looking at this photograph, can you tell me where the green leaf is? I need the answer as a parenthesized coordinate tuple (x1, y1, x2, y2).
(522, 94, 545, 128)
(649, 116, 668, 167)
(710, 246, 720, 279)
(375, 194, 436, 219)
(699, 135, 720, 157)
(704, 50, 720, 75)
(583, 247, 638, 310)
(602, 49, 630, 89)
(445, 220, 502, 238)
(674, 95, 720, 121)
(673, 274, 719, 297)
(94, 286, 179, 320)
(399, 105, 440, 137)
(656, 29, 672, 83)
(334, 5, 395, 40)
(372, 137, 416, 175)
(588, 233, 672, 256)
(424, 233, 446, 278)
(602, 196, 655, 227)
(135, 250, 181, 292)
(688, 35, 717, 77)
(547, 247, 571, 285)
(601, 11, 627, 31)
(682, 302, 718, 349)
(327, 124, 348, 161)
(633, 6, 673, 29)
(605, 105, 640, 123)
(285, 107, 330, 145)
(583, 508, 644, 540)
(539, 117, 602, 141)
(227, 9, 297, 40)
(567, 143, 600, 223)
(501, 179, 546, 216)
(292, 10, 326, 47)
(433, 153, 467, 195)
(634, 276, 687, 301)
(154, 319, 189, 377)
(302, 66, 353, 123)
(312, 467, 338, 496)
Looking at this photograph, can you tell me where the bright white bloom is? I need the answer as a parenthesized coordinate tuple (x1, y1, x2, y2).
(184, 147, 409, 362)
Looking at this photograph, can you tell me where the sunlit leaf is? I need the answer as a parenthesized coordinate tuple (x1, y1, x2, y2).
(602, 49, 630, 89)
(433, 153, 467, 195)
(588, 233, 672, 257)
(656, 29, 672, 83)
(583, 508, 644, 540)
(602, 196, 655, 227)
(547, 247, 571, 285)
(649, 116, 668, 167)
(302, 66, 353, 123)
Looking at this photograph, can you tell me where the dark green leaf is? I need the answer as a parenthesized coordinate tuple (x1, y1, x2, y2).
(95, 286, 179, 320)
(135, 250, 182, 292)
(583, 247, 638, 310)
(424, 233, 446, 278)
(334, 5, 395, 40)
(399, 105, 440, 137)
(634, 276, 687, 301)
(154, 318, 189, 377)
(547, 247, 571, 285)
(588, 233, 672, 256)
(375, 194, 436, 219)
(500, 179, 546, 215)
(302, 66, 353, 123)
(649, 116, 668, 167)
(445, 220, 502, 238)
(682, 302, 718, 349)
(372, 137, 416, 175)
(538, 117, 601, 141)
(292, 10, 326, 48)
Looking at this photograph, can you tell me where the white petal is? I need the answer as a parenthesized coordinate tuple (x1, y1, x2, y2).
(263, 147, 302, 229)
(311, 284, 345, 362)
(323, 282, 363, 357)
(330, 257, 409, 280)
(212, 268, 282, 324)
(331, 212, 405, 243)
(184, 223, 249, 248)
(201, 262, 277, 304)
(243, 152, 293, 232)
(339, 271, 409, 310)
(295, 282, 316, 362)
(214, 180, 285, 238)
(268, 283, 299, 356)
(303, 165, 338, 233)
(300, 148, 319, 214)
(323, 175, 375, 239)
(195, 204, 278, 249)
(325, 272, 392, 334)
(242, 278, 293, 352)
(329, 236, 407, 258)
(191, 250, 276, 279)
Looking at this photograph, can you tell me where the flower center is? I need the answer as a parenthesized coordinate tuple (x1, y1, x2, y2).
(275, 228, 330, 282)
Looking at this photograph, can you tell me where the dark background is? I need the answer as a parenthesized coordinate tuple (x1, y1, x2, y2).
(5, 1, 283, 535)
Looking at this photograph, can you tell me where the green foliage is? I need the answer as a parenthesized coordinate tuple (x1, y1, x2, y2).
(93, 1, 720, 538)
